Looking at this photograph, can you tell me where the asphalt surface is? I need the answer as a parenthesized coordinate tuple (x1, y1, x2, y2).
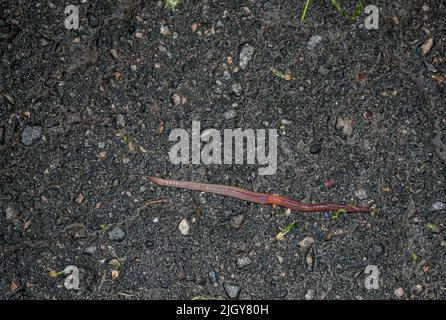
(1, 0, 445, 300)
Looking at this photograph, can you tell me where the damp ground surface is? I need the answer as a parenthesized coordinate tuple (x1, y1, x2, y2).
(1, 0, 445, 300)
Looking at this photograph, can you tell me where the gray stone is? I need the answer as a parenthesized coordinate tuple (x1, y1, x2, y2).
(336, 116, 353, 137)
(239, 44, 255, 70)
(231, 82, 242, 96)
(84, 246, 97, 255)
(97, 142, 106, 149)
(222, 70, 231, 81)
(298, 236, 315, 249)
(223, 110, 237, 120)
(236, 256, 252, 269)
(208, 270, 217, 284)
(116, 115, 126, 128)
(304, 289, 315, 300)
(21, 126, 42, 146)
(307, 35, 323, 50)
(394, 287, 405, 298)
(354, 189, 368, 200)
(179, 218, 191, 235)
(430, 201, 446, 211)
(224, 283, 240, 299)
(108, 227, 126, 241)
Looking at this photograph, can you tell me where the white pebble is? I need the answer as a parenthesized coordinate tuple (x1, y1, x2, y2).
(179, 218, 190, 235)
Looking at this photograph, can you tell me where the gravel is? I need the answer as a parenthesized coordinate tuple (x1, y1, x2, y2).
(208, 270, 218, 284)
(178, 218, 191, 235)
(224, 283, 240, 299)
(108, 227, 126, 241)
(236, 256, 252, 269)
(223, 109, 237, 120)
(430, 201, 446, 211)
(354, 189, 368, 200)
(84, 246, 97, 255)
(238, 44, 255, 70)
(304, 289, 315, 300)
(394, 287, 405, 298)
(1, 0, 445, 301)
(306, 35, 323, 50)
(171, 93, 182, 106)
(115, 115, 126, 128)
(231, 82, 242, 96)
(298, 236, 315, 249)
(21, 126, 42, 146)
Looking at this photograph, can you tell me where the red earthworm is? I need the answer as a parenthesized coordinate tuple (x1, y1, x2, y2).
(147, 177, 372, 213)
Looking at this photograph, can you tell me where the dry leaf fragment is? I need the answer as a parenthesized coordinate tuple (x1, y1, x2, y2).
(269, 67, 294, 81)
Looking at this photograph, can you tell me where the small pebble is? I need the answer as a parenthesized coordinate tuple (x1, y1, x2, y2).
(414, 284, 424, 294)
(74, 192, 85, 204)
(239, 44, 255, 70)
(394, 287, 405, 298)
(354, 189, 368, 200)
(116, 115, 126, 128)
(179, 218, 190, 235)
(236, 256, 252, 269)
(97, 142, 106, 149)
(39, 38, 49, 47)
(298, 236, 315, 249)
(336, 116, 353, 137)
(307, 35, 323, 50)
(223, 110, 237, 120)
(171, 93, 182, 106)
(231, 82, 242, 96)
(222, 70, 231, 81)
(224, 283, 240, 299)
(421, 38, 433, 55)
(430, 201, 446, 211)
(84, 246, 97, 255)
(108, 227, 126, 241)
(275, 253, 284, 264)
(208, 270, 217, 284)
(21, 126, 43, 146)
(304, 289, 315, 300)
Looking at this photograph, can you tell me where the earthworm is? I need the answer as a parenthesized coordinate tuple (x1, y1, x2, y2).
(147, 177, 372, 213)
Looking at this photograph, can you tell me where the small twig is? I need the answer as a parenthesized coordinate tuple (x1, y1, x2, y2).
(115, 292, 136, 298)
(98, 270, 106, 291)
(144, 198, 168, 206)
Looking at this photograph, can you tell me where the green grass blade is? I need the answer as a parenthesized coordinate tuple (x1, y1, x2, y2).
(300, 0, 311, 23)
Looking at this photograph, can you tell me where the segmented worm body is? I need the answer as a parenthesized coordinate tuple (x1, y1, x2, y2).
(147, 177, 372, 213)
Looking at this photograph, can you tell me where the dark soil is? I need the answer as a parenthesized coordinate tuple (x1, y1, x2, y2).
(1, 0, 445, 300)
